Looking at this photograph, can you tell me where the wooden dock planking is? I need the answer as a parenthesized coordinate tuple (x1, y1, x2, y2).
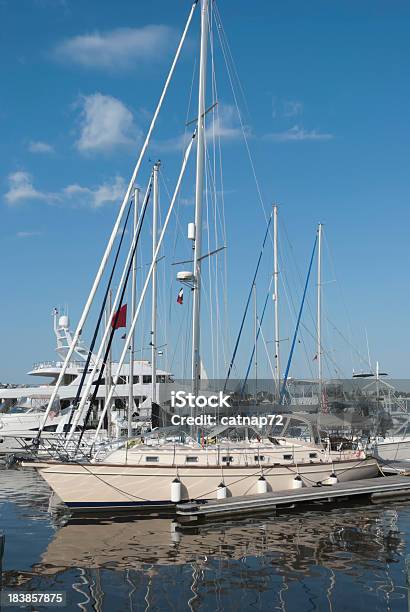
(176, 475, 410, 524)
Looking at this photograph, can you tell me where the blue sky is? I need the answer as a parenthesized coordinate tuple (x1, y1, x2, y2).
(1, 0, 410, 383)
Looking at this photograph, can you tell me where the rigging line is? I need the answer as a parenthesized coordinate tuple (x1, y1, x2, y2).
(204, 141, 226, 377)
(280, 228, 344, 375)
(158, 168, 185, 372)
(280, 229, 346, 376)
(62, 199, 133, 438)
(224, 211, 273, 391)
(298, 319, 344, 378)
(280, 235, 318, 403)
(281, 216, 317, 333)
(280, 220, 319, 378)
(205, 151, 215, 379)
(325, 314, 371, 371)
(170, 52, 198, 260)
(76, 181, 153, 448)
(169, 293, 190, 372)
(138, 239, 146, 373)
(158, 170, 180, 334)
(278, 229, 315, 378)
(184, 289, 194, 379)
(155, 187, 168, 374)
(204, 142, 227, 251)
(241, 275, 274, 395)
(213, 2, 251, 128)
(208, 24, 230, 366)
(323, 230, 356, 373)
(324, 310, 337, 378)
(209, 8, 219, 377)
(213, 4, 270, 228)
(278, 242, 313, 378)
(259, 323, 277, 383)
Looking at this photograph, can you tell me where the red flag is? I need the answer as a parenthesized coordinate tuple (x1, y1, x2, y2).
(111, 304, 127, 329)
(177, 288, 183, 305)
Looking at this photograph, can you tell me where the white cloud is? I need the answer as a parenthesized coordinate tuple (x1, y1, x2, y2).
(63, 175, 126, 208)
(206, 103, 246, 141)
(28, 140, 55, 154)
(4, 171, 126, 209)
(75, 93, 140, 153)
(16, 230, 43, 238)
(55, 25, 176, 70)
(4, 171, 57, 206)
(263, 125, 333, 142)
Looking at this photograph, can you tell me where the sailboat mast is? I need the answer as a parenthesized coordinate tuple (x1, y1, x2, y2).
(191, 0, 209, 398)
(128, 187, 139, 437)
(151, 162, 160, 406)
(317, 223, 323, 405)
(254, 283, 258, 402)
(105, 288, 112, 436)
(273, 204, 280, 396)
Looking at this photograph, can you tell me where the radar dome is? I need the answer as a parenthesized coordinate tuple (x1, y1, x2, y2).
(59, 315, 70, 329)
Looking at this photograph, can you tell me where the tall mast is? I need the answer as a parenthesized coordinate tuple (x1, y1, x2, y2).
(273, 204, 280, 396)
(151, 162, 160, 407)
(317, 223, 323, 406)
(105, 288, 112, 436)
(128, 187, 139, 437)
(254, 283, 258, 402)
(191, 0, 209, 398)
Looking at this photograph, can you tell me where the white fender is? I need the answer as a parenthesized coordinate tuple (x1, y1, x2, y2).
(257, 476, 268, 494)
(217, 482, 227, 499)
(171, 478, 182, 503)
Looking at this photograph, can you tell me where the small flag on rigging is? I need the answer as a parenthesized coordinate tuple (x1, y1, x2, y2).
(177, 288, 184, 305)
(111, 304, 127, 329)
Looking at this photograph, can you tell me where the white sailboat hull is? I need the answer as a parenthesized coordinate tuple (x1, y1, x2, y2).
(31, 457, 379, 512)
(372, 438, 410, 462)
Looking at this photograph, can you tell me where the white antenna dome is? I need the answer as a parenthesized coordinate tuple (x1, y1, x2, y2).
(58, 315, 70, 329)
(177, 271, 194, 282)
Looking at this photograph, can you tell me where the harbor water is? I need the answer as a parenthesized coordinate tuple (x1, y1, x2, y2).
(1, 467, 409, 610)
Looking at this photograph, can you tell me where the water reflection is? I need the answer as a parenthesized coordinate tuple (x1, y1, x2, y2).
(1, 467, 409, 611)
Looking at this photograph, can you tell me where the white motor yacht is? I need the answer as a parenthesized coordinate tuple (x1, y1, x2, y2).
(0, 308, 174, 454)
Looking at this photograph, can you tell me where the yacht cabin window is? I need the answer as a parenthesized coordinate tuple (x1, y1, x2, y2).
(254, 455, 265, 462)
(222, 456, 234, 463)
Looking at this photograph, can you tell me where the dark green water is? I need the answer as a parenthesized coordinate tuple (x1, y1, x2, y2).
(0, 467, 409, 611)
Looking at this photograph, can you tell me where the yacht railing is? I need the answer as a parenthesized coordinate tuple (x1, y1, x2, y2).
(31, 360, 86, 371)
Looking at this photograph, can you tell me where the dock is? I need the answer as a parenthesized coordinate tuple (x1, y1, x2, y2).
(176, 475, 410, 525)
